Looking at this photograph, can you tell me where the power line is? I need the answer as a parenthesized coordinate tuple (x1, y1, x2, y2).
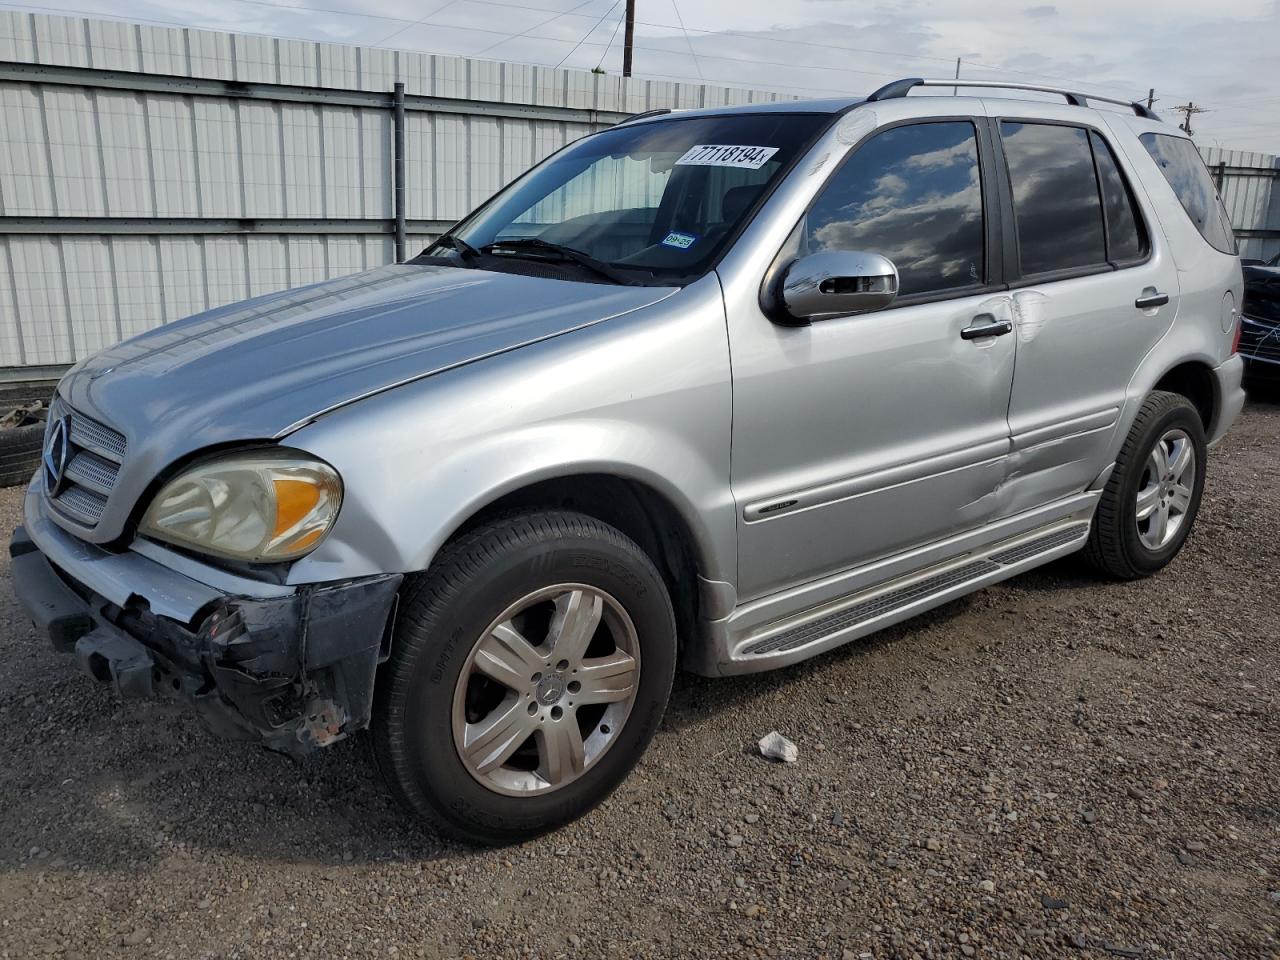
(473, 0, 599, 56)
(669, 0, 702, 81)
(594, 4, 626, 71)
(555, 0, 623, 68)
(367, 0, 462, 48)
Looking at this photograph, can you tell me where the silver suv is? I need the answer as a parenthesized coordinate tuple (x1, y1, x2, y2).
(11, 78, 1245, 843)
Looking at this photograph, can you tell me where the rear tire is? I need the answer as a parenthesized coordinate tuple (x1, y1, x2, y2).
(1084, 391, 1206, 580)
(370, 510, 677, 845)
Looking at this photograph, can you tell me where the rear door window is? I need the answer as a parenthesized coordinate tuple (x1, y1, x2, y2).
(1090, 131, 1147, 263)
(1139, 133, 1236, 255)
(1000, 122, 1106, 276)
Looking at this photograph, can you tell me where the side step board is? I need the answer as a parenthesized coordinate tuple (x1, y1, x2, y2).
(733, 522, 1089, 665)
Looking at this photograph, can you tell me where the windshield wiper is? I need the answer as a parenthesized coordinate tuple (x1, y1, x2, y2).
(432, 233, 481, 262)
(481, 237, 644, 285)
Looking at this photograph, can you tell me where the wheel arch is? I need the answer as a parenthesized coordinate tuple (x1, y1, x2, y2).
(1152, 359, 1217, 432)
(437, 472, 713, 655)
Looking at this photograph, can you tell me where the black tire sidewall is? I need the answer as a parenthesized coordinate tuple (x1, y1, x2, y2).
(1112, 401, 1207, 575)
(386, 520, 676, 843)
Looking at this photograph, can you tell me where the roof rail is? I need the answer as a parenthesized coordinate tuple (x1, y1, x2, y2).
(865, 77, 1160, 120)
(617, 107, 673, 125)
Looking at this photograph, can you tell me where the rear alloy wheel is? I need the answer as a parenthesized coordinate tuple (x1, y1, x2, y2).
(371, 511, 676, 844)
(1084, 391, 1207, 579)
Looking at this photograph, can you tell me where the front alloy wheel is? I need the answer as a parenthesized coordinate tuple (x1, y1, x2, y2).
(452, 584, 641, 796)
(371, 511, 676, 844)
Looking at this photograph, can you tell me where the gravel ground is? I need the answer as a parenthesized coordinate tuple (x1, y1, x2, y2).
(1, 400, 1277, 960)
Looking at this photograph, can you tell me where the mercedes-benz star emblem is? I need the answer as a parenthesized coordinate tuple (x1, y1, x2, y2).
(43, 415, 71, 496)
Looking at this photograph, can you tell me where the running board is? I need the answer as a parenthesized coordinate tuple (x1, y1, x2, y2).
(733, 522, 1089, 665)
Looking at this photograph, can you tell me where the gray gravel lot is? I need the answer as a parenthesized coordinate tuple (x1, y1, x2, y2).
(1, 400, 1278, 960)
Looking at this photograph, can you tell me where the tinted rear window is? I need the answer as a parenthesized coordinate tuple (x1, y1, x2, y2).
(1000, 122, 1106, 275)
(1139, 133, 1236, 255)
(1090, 132, 1147, 263)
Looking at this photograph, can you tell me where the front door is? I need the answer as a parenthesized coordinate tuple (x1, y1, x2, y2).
(727, 119, 1017, 602)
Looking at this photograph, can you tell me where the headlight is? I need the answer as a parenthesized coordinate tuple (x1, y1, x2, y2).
(140, 451, 342, 563)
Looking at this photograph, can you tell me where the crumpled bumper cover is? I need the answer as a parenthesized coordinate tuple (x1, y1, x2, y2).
(9, 523, 401, 757)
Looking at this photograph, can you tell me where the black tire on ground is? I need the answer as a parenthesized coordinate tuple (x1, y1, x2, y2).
(370, 510, 677, 845)
(0, 422, 45, 488)
(1084, 391, 1207, 580)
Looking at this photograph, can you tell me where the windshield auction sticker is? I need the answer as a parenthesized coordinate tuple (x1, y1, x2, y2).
(675, 144, 780, 169)
(661, 231, 698, 249)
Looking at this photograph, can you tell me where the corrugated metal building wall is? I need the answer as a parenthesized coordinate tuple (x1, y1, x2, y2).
(2, 14, 1278, 374)
(0, 12, 792, 374)
(1202, 146, 1280, 262)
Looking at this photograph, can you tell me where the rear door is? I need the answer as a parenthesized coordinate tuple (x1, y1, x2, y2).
(993, 115, 1178, 512)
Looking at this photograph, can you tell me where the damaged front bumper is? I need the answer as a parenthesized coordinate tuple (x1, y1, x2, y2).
(9, 483, 401, 756)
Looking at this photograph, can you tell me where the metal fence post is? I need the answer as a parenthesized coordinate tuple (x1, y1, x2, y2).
(393, 81, 406, 263)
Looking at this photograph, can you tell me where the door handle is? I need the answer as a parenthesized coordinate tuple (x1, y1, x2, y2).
(1135, 289, 1169, 309)
(960, 314, 1014, 340)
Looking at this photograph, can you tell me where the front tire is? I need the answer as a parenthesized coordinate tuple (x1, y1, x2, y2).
(370, 511, 677, 844)
(1084, 391, 1207, 580)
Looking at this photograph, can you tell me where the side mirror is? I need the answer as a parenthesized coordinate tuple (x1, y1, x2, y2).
(780, 251, 899, 321)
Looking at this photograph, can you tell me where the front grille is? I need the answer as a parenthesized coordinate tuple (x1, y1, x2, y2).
(46, 397, 128, 528)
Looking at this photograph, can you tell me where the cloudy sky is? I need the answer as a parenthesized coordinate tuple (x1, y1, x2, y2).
(14, 0, 1280, 153)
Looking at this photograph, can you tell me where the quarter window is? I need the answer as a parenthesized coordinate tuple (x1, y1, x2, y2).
(803, 121, 985, 297)
(1139, 133, 1236, 255)
(1000, 122, 1106, 275)
(1090, 132, 1147, 263)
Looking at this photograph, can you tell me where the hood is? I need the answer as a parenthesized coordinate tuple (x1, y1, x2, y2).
(54, 264, 675, 543)
(64, 263, 675, 443)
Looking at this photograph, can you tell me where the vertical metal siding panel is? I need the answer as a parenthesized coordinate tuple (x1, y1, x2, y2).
(147, 94, 199, 216)
(365, 107, 393, 220)
(287, 236, 328, 286)
(83, 17, 140, 71)
(318, 41, 358, 89)
(326, 237, 365, 277)
(434, 114, 468, 220)
(43, 87, 105, 217)
(321, 106, 360, 218)
(470, 116, 501, 210)
(505, 64, 535, 105)
(33, 14, 90, 67)
(280, 103, 323, 217)
(246, 236, 288, 297)
(0, 238, 25, 365)
(158, 237, 207, 321)
(238, 101, 285, 217)
(192, 99, 242, 217)
(534, 67, 559, 107)
(400, 51, 433, 97)
(185, 28, 235, 81)
(203, 236, 249, 306)
(109, 237, 164, 340)
(0, 11, 36, 62)
(9, 237, 72, 364)
(502, 119, 533, 190)
(0, 84, 56, 215)
(647, 80, 678, 109)
(138, 25, 188, 75)
(60, 237, 119, 353)
(234, 34, 277, 83)
(360, 47, 397, 93)
(277, 39, 315, 86)
(405, 110, 432, 220)
(595, 75, 622, 113)
(471, 61, 502, 103)
(434, 55, 468, 98)
(96, 91, 152, 216)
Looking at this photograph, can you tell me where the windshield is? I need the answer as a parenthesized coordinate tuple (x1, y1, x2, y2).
(433, 112, 830, 284)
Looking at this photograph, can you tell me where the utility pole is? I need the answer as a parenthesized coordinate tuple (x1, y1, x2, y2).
(622, 0, 635, 77)
(1146, 88, 1155, 111)
(1173, 101, 1207, 135)
(953, 56, 960, 96)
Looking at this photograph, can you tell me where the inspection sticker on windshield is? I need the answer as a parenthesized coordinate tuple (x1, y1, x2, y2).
(675, 144, 779, 169)
(661, 231, 698, 250)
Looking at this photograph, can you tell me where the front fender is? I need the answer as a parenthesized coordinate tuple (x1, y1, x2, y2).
(284, 274, 736, 589)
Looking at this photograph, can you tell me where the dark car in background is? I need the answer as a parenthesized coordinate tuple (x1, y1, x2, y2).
(1240, 253, 1280, 386)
